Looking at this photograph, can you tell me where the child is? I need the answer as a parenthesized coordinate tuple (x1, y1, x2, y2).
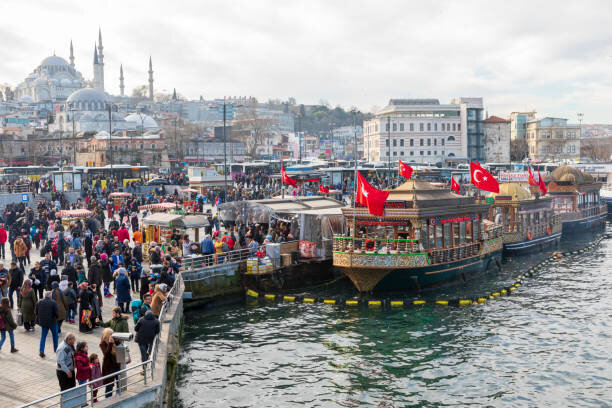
(89, 353, 102, 402)
(75, 341, 90, 385)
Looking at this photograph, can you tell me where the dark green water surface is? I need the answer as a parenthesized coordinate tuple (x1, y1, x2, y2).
(176, 229, 611, 407)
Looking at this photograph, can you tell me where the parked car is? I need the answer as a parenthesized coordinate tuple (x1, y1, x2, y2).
(146, 178, 170, 185)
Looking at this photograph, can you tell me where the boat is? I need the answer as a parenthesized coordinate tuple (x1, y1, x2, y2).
(486, 183, 562, 254)
(601, 173, 612, 215)
(547, 166, 607, 233)
(332, 179, 503, 292)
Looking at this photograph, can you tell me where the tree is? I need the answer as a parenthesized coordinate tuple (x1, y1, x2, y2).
(510, 138, 529, 162)
(233, 103, 275, 159)
(581, 138, 612, 161)
(131, 85, 148, 98)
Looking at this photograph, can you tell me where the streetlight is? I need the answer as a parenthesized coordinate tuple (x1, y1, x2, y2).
(69, 104, 76, 166)
(577, 113, 584, 160)
(387, 116, 391, 184)
(223, 97, 228, 198)
(106, 103, 114, 171)
(352, 109, 357, 206)
(329, 122, 335, 161)
(136, 112, 145, 166)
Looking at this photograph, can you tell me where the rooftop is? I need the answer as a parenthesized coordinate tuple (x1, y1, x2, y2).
(389, 99, 440, 106)
(483, 116, 509, 124)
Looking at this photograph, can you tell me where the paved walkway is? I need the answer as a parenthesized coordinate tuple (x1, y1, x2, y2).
(0, 252, 141, 406)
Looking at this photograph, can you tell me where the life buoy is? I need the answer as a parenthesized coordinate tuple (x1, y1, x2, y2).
(364, 239, 375, 250)
(546, 225, 552, 235)
(526, 230, 533, 240)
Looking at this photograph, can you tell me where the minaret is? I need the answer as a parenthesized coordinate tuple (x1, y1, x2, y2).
(148, 56, 154, 100)
(119, 64, 125, 97)
(93, 43, 100, 89)
(172, 88, 177, 101)
(97, 28, 105, 91)
(69, 40, 75, 68)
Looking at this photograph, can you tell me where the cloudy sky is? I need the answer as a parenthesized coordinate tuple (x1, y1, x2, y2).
(1, 0, 612, 121)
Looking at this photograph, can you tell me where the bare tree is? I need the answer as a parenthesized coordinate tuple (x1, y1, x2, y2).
(581, 138, 612, 161)
(131, 85, 148, 98)
(510, 138, 529, 162)
(233, 103, 275, 159)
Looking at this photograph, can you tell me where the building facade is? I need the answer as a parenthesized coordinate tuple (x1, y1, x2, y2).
(509, 111, 536, 140)
(526, 117, 580, 162)
(363, 99, 468, 164)
(483, 116, 511, 163)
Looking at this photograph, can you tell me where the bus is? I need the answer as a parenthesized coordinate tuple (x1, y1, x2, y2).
(0, 166, 59, 181)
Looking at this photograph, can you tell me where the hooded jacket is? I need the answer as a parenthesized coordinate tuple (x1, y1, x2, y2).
(134, 311, 160, 345)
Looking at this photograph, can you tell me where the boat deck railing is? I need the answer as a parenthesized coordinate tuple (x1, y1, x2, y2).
(559, 204, 607, 221)
(333, 236, 422, 254)
(503, 214, 562, 234)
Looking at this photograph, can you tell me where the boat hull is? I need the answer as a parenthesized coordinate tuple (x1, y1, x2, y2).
(335, 241, 503, 292)
(561, 212, 607, 233)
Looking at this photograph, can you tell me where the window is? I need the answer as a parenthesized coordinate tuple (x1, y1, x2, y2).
(410, 139, 414, 146)
(393, 123, 397, 131)
(427, 123, 431, 131)
(410, 151, 414, 156)
(434, 150, 437, 155)
(434, 123, 438, 131)
(420, 138, 424, 146)
(420, 151, 424, 156)
(567, 145, 571, 153)
(386, 139, 389, 147)
(393, 151, 397, 156)
(427, 151, 431, 155)
(400, 139, 404, 147)
(441, 139, 445, 146)
(572, 145, 576, 152)
(448, 136, 455, 142)
(393, 139, 397, 147)
(419, 123, 424, 131)
(400, 123, 404, 131)
(386, 151, 390, 156)
(400, 151, 404, 156)
(452, 123, 456, 131)
(427, 139, 431, 146)
(410, 123, 414, 131)
(434, 138, 437, 146)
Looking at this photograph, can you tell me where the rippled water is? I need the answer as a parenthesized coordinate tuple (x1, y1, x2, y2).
(176, 227, 612, 407)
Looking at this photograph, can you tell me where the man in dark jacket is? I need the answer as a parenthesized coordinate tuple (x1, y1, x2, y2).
(87, 257, 103, 305)
(134, 311, 160, 362)
(36, 292, 59, 358)
(62, 262, 77, 288)
(8, 261, 24, 308)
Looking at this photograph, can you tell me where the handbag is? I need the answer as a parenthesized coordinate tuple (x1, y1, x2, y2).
(17, 310, 23, 326)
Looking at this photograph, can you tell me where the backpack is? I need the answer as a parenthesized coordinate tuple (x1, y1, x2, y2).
(131, 299, 143, 324)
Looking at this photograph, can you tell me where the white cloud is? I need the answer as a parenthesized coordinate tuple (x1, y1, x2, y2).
(1, 0, 612, 122)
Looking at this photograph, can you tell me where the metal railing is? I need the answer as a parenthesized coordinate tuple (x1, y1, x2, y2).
(333, 236, 421, 254)
(19, 273, 182, 408)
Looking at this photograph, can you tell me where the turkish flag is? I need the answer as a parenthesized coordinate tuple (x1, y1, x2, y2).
(451, 177, 461, 194)
(281, 166, 297, 187)
(538, 171, 547, 195)
(319, 185, 329, 194)
(356, 171, 389, 216)
(398, 160, 413, 179)
(528, 167, 538, 186)
(470, 161, 499, 193)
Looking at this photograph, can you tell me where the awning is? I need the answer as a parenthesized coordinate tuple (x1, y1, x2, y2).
(180, 215, 210, 228)
(142, 213, 183, 227)
(138, 202, 179, 211)
(56, 209, 93, 218)
(109, 192, 133, 198)
(180, 188, 199, 193)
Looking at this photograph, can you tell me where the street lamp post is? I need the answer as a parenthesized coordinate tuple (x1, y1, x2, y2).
(223, 97, 228, 198)
(329, 122, 335, 161)
(107, 103, 113, 171)
(577, 112, 584, 160)
(387, 116, 391, 185)
(297, 114, 302, 164)
(70, 105, 76, 166)
(352, 109, 357, 206)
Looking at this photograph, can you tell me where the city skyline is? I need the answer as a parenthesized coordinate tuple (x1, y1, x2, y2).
(1, 0, 612, 121)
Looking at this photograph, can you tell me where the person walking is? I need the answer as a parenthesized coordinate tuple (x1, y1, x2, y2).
(77, 282, 95, 333)
(151, 284, 168, 318)
(0, 262, 10, 297)
(87, 256, 103, 306)
(114, 268, 131, 314)
(134, 310, 159, 362)
(128, 258, 142, 293)
(50, 281, 68, 334)
(36, 291, 59, 358)
(8, 261, 23, 309)
(13, 235, 27, 271)
(0, 224, 7, 260)
(0, 297, 18, 352)
(29, 261, 45, 299)
(56, 332, 76, 391)
(19, 279, 37, 331)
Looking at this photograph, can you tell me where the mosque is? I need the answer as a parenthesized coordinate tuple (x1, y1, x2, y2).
(27, 29, 161, 134)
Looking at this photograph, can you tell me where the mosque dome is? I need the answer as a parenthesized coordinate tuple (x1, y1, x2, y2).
(488, 183, 531, 200)
(125, 113, 159, 129)
(40, 56, 69, 68)
(551, 166, 593, 185)
(67, 88, 111, 111)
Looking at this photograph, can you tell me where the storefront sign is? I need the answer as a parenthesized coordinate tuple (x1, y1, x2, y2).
(356, 220, 410, 226)
(429, 214, 478, 225)
(499, 172, 529, 182)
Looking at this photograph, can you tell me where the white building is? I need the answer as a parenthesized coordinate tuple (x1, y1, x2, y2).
(15, 55, 86, 102)
(526, 117, 580, 162)
(363, 99, 465, 163)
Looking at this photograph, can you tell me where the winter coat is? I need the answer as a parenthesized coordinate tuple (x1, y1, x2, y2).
(0, 308, 17, 331)
(134, 311, 160, 345)
(200, 237, 214, 254)
(100, 260, 113, 283)
(8, 267, 23, 289)
(35, 297, 59, 328)
(13, 237, 27, 258)
(0, 268, 9, 291)
(19, 289, 37, 323)
(151, 291, 167, 317)
(117, 228, 130, 243)
(62, 265, 77, 284)
(87, 262, 103, 288)
(0, 227, 7, 244)
(115, 273, 132, 303)
(78, 288, 95, 310)
(101, 316, 129, 333)
(99, 340, 119, 385)
(63, 287, 77, 306)
(51, 288, 68, 322)
(75, 351, 91, 381)
(90, 363, 103, 388)
(29, 267, 45, 290)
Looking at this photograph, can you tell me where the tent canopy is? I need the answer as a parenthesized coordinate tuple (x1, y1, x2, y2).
(142, 213, 209, 228)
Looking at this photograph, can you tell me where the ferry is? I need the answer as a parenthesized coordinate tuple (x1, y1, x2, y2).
(547, 166, 607, 232)
(332, 179, 503, 292)
(486, 183, 562, 254)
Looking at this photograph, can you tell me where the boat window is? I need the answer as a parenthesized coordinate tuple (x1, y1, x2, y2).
(443, 223, 451, 247)
(459, 221, 466, 244)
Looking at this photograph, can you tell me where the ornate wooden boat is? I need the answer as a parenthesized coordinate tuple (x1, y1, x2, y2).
(332, 179, 503, 292)
(547, 166, 607, 233)
(486, 183, 562, 254)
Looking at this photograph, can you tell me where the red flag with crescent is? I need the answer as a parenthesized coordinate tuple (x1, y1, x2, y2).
(528, 167, 538, 186)
(451, 177, 461, 194)
(319, 185, 329, 194)
(398, 160, 413, 179)
(356, 171, 389, 216)
(538, 171, 547, 195)
(281, 166, 297, 187)
(470, 161, 499, 193)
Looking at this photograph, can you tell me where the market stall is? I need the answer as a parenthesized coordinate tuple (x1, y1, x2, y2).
(56, 209, 94, 228)
(108, 192, 133, 211)
(142, 212, 210, 251)
(138, 202, 181, 212)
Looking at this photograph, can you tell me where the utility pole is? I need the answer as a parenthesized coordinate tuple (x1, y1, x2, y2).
(223, 97, 227, 198)
(59, 120, 63, 167)
(298, 114, 302, 164)
(577, 112, 584, 160)
(352, 109, 357, 206)
(174, 116, 178, 170)
(71, 108, 76, 165)
(329, 122, 335, 161)
(387, 116, 391, 185)
(107, 103, 113, 171)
